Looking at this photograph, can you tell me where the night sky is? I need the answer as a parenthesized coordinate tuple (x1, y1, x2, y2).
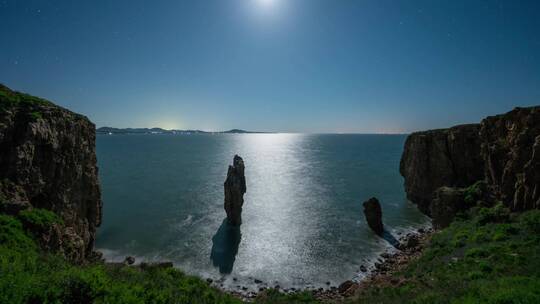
(1, 0, 539, 133)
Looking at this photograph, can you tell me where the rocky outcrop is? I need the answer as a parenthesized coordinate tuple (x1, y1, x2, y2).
(480, 106, 540, 211)
(224, 155, 246, 226)
(400, 124, 484, 215)
(401, 106, 540, 219)
(430, 187, 467, 229)
(363, 197, 384, 236)
(0, 84, 102, 262)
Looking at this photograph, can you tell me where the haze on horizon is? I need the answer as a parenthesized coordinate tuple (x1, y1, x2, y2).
(1, 0, 539, 133)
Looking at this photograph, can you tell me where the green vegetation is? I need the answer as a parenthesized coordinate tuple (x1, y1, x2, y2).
(351, 206, 540, 304)
(0, 209, 243, 304)
(2, 205, 539, 303)
(0, 85, 52, 113)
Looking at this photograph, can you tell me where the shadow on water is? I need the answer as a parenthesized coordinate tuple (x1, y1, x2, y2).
(210, 219, 241, 274)
(382, 229, 400, 248)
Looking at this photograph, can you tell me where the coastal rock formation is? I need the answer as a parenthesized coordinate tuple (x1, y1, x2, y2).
(400, 124, 484, 216)
(480, 106, 540, 211)
(430, 187, 467, 229)
(401, 106, 540, 220)
(363, 197, 384, 236)
(0, 84, 102, 262)
(224, 155, 246, 226)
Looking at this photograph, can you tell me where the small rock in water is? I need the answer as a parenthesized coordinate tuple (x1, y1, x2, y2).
(224, 155, 246, 226)
(359, 265, 367, 272)
(363, 197, 384, 236)
(206, 278, 213, 284)
(123, 256, 135, 265)
(325, 281, 331, 285)
(254, 279, 262, 284)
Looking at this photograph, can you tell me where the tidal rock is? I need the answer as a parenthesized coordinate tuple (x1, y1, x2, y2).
(124, 256, 135, 265)
(338, 280, 354, 294)
(0, 84, 102, 263)
(363, 197, 384, 236)
(224, 155, 246, 226)
(400, 124, 483, 216)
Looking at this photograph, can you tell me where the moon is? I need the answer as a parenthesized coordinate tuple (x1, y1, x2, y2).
(257, 0, 277, 8)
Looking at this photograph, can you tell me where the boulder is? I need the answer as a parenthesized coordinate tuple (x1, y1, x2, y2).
(224, 155, 246, 226)
(363, 197, 384, 236)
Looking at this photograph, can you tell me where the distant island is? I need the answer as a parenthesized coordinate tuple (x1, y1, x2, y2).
(96, 127, 271, 135)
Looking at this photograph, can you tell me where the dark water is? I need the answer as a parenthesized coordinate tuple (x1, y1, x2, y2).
(95, 134, 429, 291)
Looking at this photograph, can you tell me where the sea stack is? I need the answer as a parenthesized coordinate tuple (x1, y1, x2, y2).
(224, 155, 246, 226)
(363, 197, 384, 236)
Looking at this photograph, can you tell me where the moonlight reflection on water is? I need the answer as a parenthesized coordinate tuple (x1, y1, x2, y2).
(95, 134, 429, 291)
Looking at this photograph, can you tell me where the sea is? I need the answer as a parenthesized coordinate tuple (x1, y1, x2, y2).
(95, 133, 430, 292)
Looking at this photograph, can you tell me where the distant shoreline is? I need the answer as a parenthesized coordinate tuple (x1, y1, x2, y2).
(96, 127, 273, 135)
(96, 127, 409, 136)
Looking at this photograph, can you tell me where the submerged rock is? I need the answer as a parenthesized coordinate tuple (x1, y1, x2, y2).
(224, 155, 246, 226)
(363, 197, 384, 236)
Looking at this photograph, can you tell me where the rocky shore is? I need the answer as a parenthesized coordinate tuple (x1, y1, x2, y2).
(203, 225, 433, 302)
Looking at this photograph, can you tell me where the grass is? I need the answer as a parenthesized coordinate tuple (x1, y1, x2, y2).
(349, 206, 540, 304)
(0, 209, 243, 304)
(1, 204, 539, 303)
(0, 84, 52, 114)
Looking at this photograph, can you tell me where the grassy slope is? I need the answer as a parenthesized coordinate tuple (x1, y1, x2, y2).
(349, 204, 540, 304)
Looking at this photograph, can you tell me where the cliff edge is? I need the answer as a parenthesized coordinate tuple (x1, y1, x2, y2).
(401, 106, 540, 225)
(0, 84, 101, 262)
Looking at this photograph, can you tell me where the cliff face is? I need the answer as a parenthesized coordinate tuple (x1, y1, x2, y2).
(480, 107, 540, 211)
(0, 84, 101, 262)
(401, 106, 540, 222)
(399, 124, 484, 216)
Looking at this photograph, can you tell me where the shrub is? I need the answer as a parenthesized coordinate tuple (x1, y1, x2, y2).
(520, 210, 540, 234)
(476, 202, 510, 225)
(464, 181, 485, 205)
(18, 208, 63, 233)
(0, 215, 36, 251)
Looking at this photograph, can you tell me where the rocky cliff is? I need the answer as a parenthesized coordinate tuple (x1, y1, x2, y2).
(401, 106, 540, 225)
(480, 107, 540, 211)
(0, 84, 101, 262)
(399, 124, 484, 216)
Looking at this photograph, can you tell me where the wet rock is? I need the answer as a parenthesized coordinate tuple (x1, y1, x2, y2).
(123, 256, 135, 265)
(224, 155, 246, 226)
(338, 280, 354, 294)
(206, 278, 213, 284)
(254, 279, 262, 284)
(359, 265, 367, 272)
(362, 197, 384, 236)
